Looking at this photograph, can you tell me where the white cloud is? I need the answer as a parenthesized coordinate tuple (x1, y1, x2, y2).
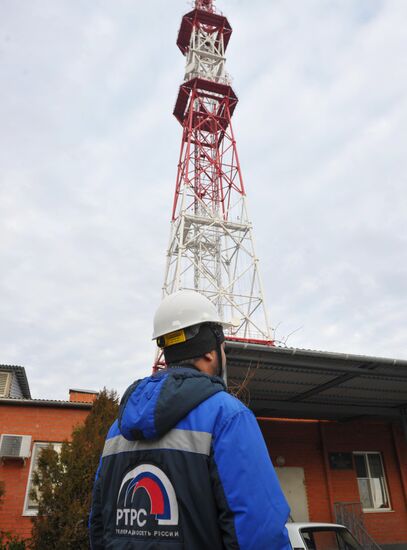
(0, 0, 406, 398)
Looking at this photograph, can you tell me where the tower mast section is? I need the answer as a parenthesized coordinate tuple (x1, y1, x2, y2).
(162, 2, 273, 343)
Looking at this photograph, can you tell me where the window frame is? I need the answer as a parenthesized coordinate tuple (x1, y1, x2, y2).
(353, 451, 391, 512)
(22, 441, 62, 516)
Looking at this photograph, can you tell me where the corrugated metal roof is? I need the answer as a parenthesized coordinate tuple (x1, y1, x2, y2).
(0, 365, 31, 399)
(225, 342, 407, 422)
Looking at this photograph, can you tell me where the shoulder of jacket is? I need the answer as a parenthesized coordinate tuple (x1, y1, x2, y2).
(176, 389, 251, 435)
(212, 389, 247, 408)
(204, 390, 251, 423)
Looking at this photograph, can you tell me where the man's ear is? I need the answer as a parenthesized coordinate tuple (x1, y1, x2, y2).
(202, 351, 215, 363)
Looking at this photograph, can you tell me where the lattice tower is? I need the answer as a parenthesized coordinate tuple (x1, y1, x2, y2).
(161, 0, 273, 343)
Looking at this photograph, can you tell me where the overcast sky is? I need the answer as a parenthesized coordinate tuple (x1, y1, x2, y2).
(1, 0, 406, 400)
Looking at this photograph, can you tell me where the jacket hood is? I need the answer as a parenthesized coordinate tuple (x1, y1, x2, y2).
(118, 366, 225, 441)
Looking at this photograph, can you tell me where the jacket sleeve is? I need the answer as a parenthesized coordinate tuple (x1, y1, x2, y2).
(89, 459, 105, 550)
(212, 408, 291, 550)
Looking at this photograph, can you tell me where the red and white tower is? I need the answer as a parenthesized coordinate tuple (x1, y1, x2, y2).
(162, 0, 272, 343)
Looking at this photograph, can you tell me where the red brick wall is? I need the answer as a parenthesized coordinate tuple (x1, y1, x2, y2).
(259, 419, 333, 523)
(1, 405, 406, 546)
(258, 418, 407, 546)
(323, 419, 407, 545)
(69, 390, 98, 403)
(0, 404, 91, 540)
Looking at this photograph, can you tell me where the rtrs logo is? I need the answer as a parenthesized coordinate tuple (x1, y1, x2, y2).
(116, 464, 179, 529)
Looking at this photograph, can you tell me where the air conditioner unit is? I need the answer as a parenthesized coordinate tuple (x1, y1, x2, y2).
(0, 434, 32, 460)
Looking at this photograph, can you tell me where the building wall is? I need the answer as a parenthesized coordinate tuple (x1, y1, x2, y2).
(259, 418, 407, 547)
(0, 404, 91, 540)
(260, 419, 332, 523)
(323, 420, 407, 545)
(2, 402, 406, 546)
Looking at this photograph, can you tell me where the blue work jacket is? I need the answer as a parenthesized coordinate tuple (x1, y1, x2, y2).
(89, 366, 291, 549)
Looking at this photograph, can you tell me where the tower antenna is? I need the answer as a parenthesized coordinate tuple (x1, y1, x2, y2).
(195, 0, 215, 13)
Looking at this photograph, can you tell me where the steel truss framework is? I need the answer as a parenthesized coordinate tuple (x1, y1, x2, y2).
(184, 25, 228, 85)
(162, 1, 272, 342)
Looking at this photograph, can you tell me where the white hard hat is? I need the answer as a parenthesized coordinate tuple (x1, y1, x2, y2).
(152, 290, 231, 340)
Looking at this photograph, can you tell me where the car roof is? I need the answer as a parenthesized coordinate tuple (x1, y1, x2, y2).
(286, 523, 345, 529)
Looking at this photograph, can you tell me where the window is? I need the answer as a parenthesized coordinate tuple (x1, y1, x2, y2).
(304, 530, 338, 549)
(300, 527, 363, 550)
(23, 442, 62, 515)
(353, 452, 390, 511)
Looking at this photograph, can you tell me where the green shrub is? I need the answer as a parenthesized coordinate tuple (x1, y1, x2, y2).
(0, 531, 27, 550)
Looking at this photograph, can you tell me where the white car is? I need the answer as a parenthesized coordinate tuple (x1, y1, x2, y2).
(286, 522, 363, 550)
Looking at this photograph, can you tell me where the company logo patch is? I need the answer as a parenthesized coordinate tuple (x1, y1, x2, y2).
(115, 464, 181, 540)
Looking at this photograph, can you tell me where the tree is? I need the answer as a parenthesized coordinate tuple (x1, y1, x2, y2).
(31, 389, 119, 550)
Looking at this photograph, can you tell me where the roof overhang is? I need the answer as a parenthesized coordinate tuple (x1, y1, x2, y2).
(0, 398, 92, 409)
(225, 341, 407, 425)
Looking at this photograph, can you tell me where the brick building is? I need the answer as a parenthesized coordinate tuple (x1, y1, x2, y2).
(227, 343, 407, 550)
(0, 365, 96, 540)
(1, 349, 407, 548)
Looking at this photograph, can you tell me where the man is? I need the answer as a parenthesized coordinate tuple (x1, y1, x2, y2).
(90, 290, 291, 549)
